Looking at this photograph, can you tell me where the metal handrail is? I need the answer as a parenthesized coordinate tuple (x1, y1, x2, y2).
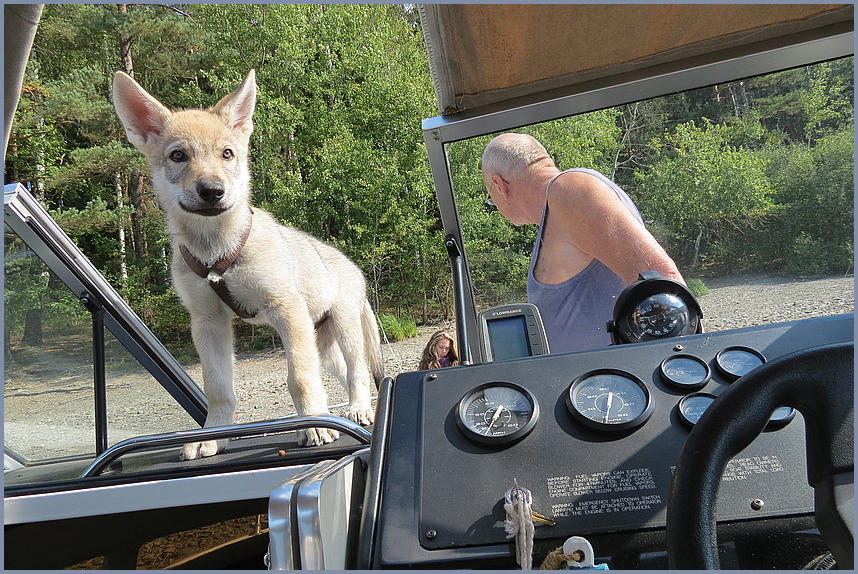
(80, 414, 372, 478)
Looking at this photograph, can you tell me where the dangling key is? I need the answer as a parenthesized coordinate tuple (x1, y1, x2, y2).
(505, 481, 556, 527)
(504, 479, 535, 569)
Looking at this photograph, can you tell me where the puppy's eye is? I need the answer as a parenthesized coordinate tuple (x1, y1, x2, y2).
(169, 150, 187, 162)
(222, 149, 234, 160)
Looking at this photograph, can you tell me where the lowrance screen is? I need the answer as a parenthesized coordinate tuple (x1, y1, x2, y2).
(478, 303, 549, 362)
(487, 315, 532, 360)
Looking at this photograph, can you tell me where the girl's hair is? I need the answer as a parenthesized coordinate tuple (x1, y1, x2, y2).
(418, 329, 460, 370)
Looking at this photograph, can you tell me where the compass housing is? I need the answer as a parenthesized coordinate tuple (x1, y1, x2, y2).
(609, 271, 703, 345)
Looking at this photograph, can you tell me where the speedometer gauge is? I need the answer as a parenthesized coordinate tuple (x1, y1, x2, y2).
(566, 370, 653, 432)
(457, 382, 539, 445)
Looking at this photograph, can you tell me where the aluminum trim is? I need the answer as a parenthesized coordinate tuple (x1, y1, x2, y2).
(4, 464, 309, 525)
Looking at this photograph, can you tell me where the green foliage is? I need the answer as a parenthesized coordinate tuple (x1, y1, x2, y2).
(121, 284, 192, 353)
(686, 278, 709, 297)
(377, 312, 417, 342)
(634, 118, 775, 266)
(765, 128, 854, 274)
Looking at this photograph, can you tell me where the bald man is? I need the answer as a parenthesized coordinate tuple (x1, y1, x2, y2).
(482, 133, 685, 353)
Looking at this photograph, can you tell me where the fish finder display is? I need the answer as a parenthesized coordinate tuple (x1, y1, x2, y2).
(478, 304, 549, 362)
(486, 315, 532, 360)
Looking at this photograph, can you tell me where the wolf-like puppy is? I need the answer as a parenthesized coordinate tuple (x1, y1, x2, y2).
(112, 70, 383, 459)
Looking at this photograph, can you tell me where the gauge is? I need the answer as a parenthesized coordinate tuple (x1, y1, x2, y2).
(457, 382, 539, 445)
(609, 272, 702, 344)
(677, 392, 717, 426)
(767, 406, 796, 429)
(660, 354, 711, 390)
(631, 293, 690, 338)
(566, 370, 653, 431)
(715, 346, 766, 381)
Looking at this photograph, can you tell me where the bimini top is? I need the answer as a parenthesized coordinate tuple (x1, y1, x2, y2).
(418, 4, 853, 116)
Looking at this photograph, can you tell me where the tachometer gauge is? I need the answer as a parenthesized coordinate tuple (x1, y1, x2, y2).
(715, 346, 766, 381)
(660, 354, 711, 390)
(457, 382, 539, 445)
(566, 370, 653, 432)
(677, 392, 717, 426)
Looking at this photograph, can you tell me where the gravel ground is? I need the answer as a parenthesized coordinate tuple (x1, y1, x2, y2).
(4, 273, 853, 459)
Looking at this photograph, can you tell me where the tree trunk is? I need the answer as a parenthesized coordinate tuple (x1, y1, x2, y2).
(129, 170, 148, 258)
(115, 172, 129, 287)
(5, 327, 14, 364)
(21, 309, 43, 346)
(117, 5, 134, 77)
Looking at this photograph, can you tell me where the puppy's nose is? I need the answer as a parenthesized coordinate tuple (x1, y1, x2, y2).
(197, 181, 225, 206)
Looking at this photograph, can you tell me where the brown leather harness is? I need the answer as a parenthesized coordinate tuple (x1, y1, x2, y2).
(178, 210, 331, 329)
(179, 212, 257, 319)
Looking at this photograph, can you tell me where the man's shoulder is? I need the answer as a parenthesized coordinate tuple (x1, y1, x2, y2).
(552, 170, 618, 208)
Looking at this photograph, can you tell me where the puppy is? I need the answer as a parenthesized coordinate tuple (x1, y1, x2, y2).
(113, 70, 383, 459)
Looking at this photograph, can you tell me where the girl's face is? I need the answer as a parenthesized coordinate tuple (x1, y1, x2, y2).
(434, 338, 451, 357)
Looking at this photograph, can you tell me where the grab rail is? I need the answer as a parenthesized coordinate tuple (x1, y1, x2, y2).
(80, 414, 372, 478)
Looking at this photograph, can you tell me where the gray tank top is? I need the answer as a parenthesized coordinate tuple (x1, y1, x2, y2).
(527, 169, 644, 353)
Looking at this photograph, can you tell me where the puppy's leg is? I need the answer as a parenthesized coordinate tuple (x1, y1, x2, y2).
(329, 305, 375, 426)
(181, 307, 236, 460)
(269, 303, 339, 446)
(317, 321, 349, 392)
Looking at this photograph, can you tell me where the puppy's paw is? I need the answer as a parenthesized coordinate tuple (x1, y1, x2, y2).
(297, 427, 340, 447)
(346, 406, 375, 426)
(180, 439, 224, 460)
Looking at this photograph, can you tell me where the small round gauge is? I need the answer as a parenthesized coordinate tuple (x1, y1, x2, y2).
(715, 346, 766, 381)
(566, 370, 653, 431)
(630, 293, 690, 339)
(457, 382, 539, 445)
(766, 406, 796, 429)
(660, 354, 711, 390)
(678, 392, 717, 426)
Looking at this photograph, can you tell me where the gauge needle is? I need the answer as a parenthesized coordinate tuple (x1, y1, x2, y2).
(604, 392, 614, 423)
(486, 405, 506, 434)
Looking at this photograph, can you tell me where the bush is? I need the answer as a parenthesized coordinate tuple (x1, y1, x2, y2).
(687, 278, 709, 297)
(377, 312, 417, 342)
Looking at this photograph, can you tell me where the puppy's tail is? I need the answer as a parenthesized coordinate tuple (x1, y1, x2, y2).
(362, 301, 385, 387)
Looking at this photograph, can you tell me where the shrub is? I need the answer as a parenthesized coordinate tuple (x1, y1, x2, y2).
(377, 312, 417, 342)
(687, 278, 709, 297)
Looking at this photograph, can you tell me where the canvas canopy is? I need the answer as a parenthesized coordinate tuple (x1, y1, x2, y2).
(419, 4, 853, 116)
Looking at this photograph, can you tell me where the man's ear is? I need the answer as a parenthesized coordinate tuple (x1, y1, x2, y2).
(112, 71, 171, 150)
(212, 69, 256, 138)
(491, 174, 509, 197)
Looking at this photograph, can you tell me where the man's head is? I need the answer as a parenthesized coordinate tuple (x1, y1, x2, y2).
(482, 133, 554, 225)
(481, 133, 552, 182)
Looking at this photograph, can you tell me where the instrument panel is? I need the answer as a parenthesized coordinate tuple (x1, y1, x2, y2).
(369, 314, 853, 568)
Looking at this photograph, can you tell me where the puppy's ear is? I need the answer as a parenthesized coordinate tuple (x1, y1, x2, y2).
(212, 69, 256, 138)
(112, 71, 171, 150)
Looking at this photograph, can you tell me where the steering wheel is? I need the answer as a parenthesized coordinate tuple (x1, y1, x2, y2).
(666, 342, 853, 569)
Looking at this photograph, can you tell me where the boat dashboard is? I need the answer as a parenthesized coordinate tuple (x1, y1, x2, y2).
(363, 313, 853, 569)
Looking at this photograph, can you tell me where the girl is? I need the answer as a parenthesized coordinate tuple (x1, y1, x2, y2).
(418, 330, 460, 370)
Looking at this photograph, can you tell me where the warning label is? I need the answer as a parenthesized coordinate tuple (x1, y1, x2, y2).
(551, 494, 662, 517)
(721, 455, 785, 482)
(546, 468, 657, 498)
